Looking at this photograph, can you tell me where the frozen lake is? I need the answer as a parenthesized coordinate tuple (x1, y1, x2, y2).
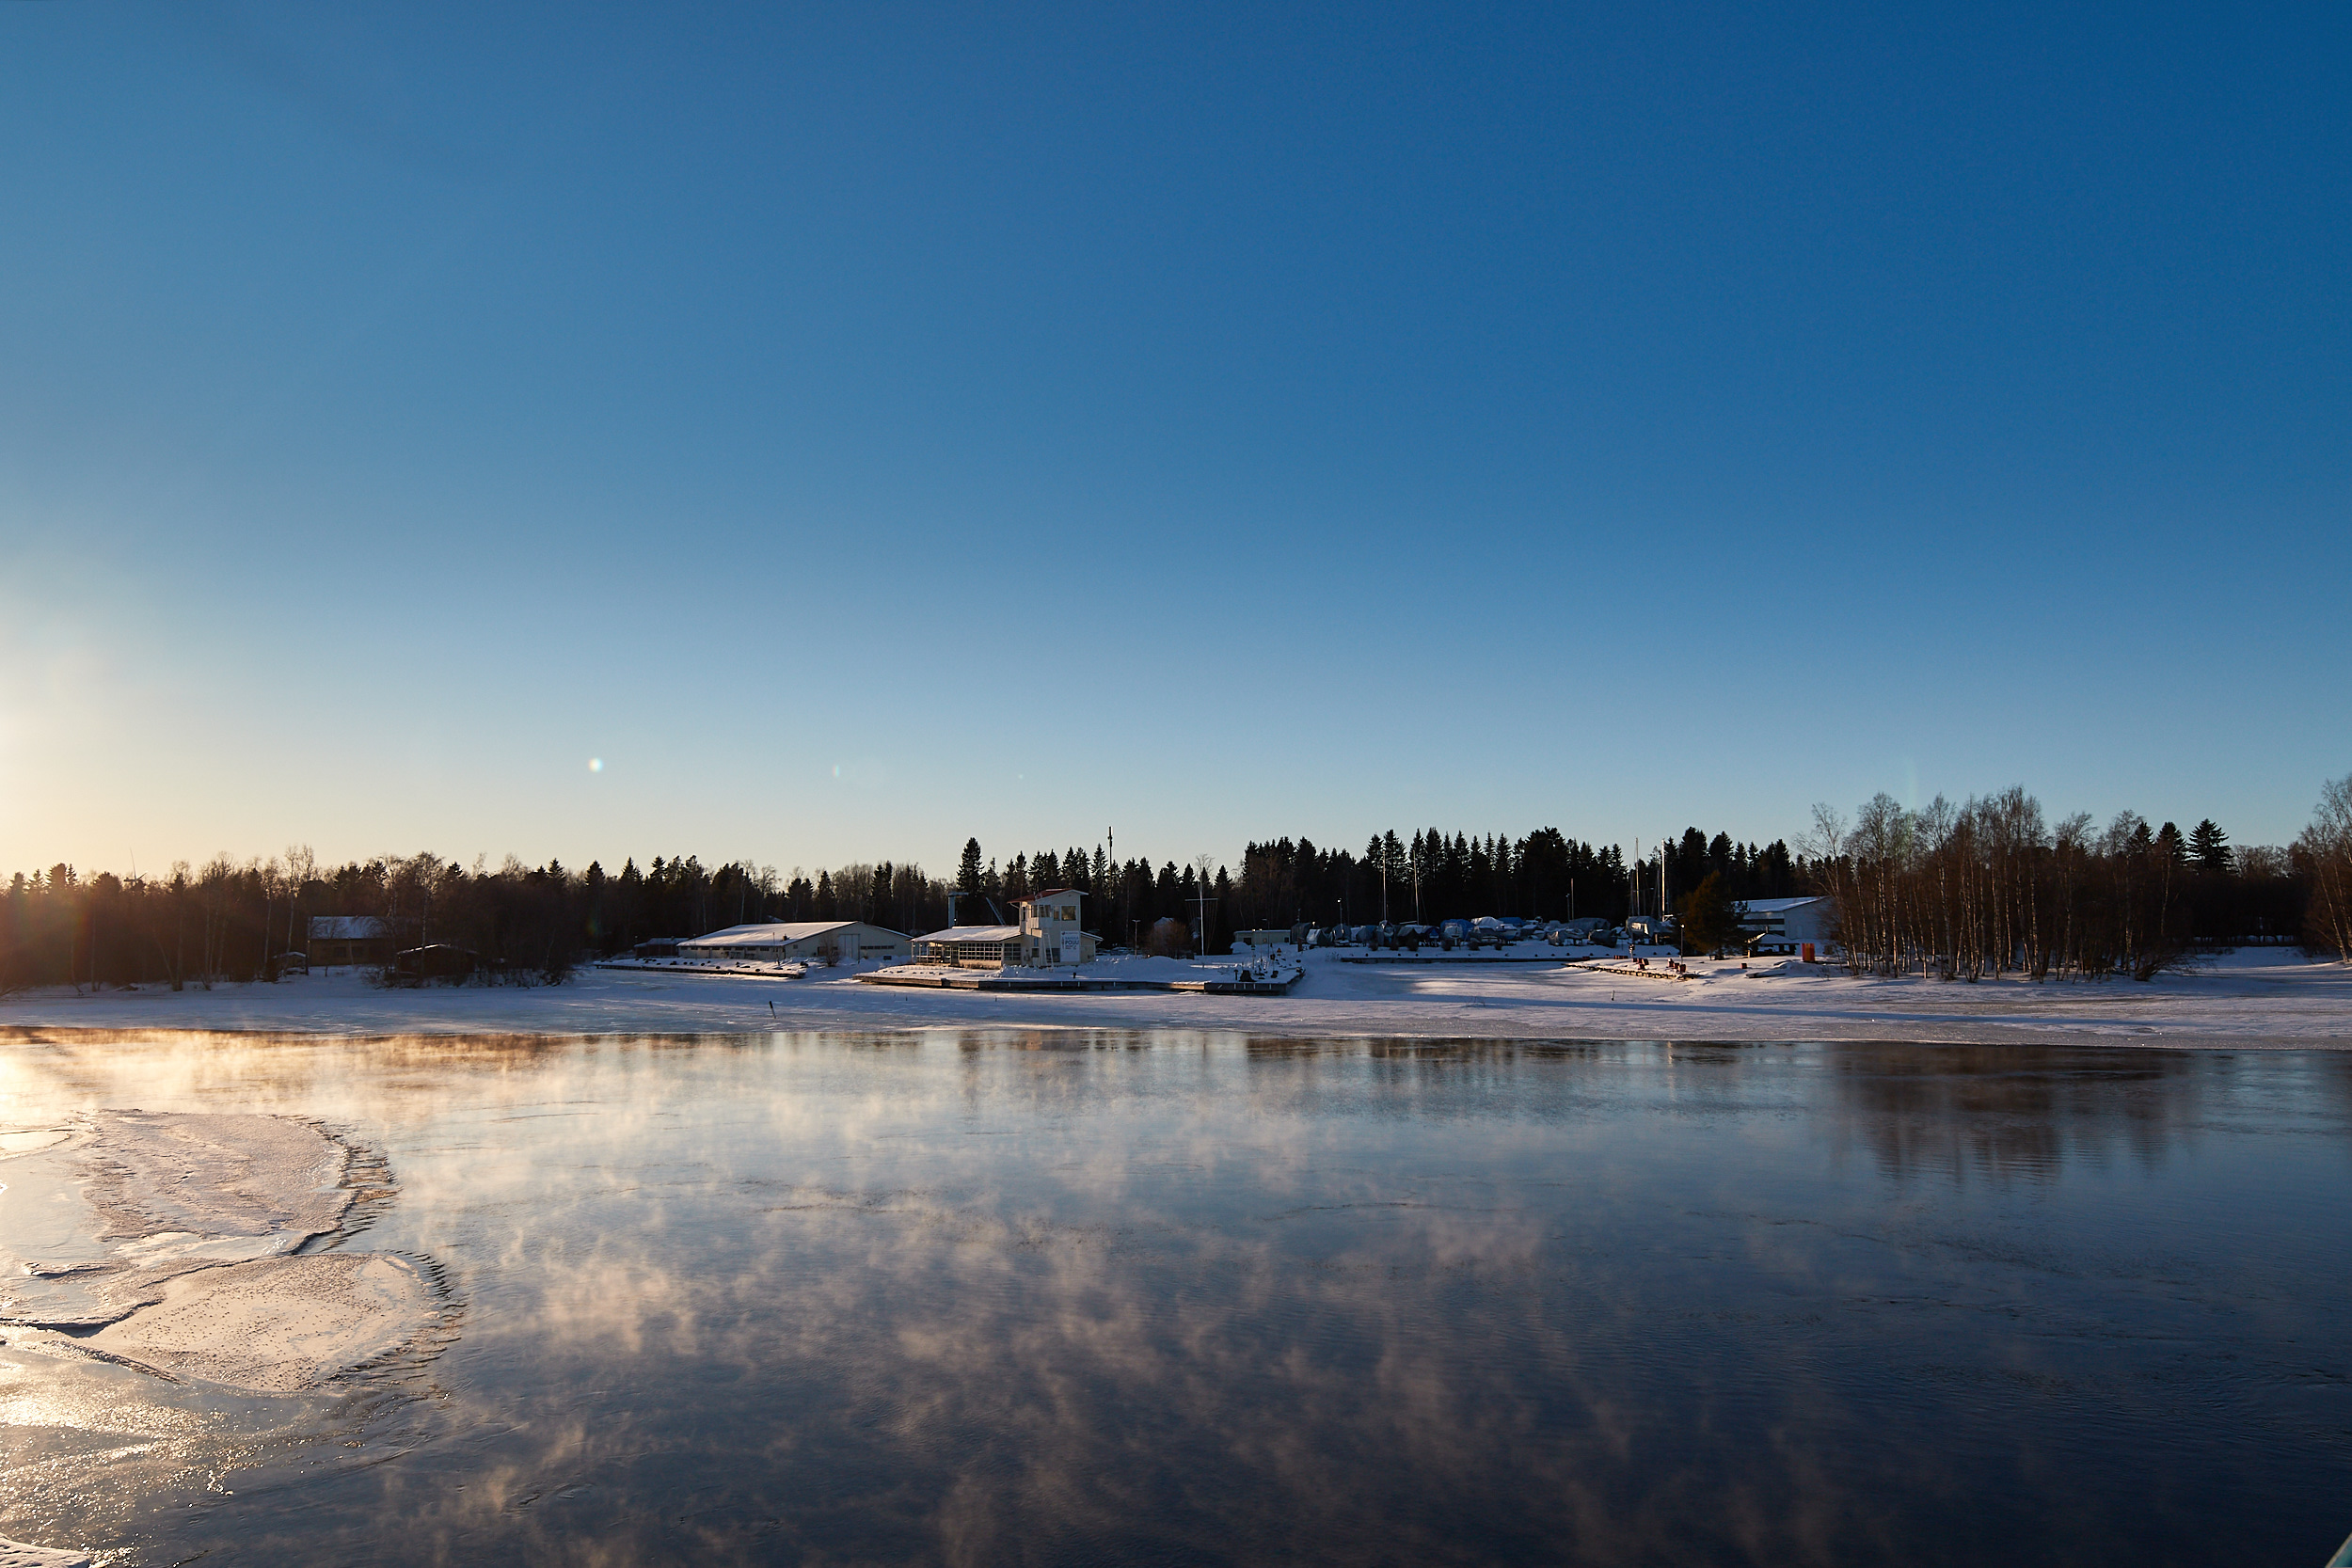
(3, 1030, 2349, 1565)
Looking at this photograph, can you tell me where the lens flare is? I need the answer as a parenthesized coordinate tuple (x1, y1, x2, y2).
(588, 758, 603, 773)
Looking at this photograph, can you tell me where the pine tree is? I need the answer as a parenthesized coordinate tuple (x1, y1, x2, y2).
(957, 838, 983, 894)
(2189, 818, 2233, 874)
(1677, 828, 1708, 900)
(1677, 872, 1742, 955)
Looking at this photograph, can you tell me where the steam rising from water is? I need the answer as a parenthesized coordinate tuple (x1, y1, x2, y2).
(0, 1032, 2344, 1564)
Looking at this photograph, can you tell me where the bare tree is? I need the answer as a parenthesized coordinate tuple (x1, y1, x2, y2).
(285, 844, 316, 965)
(2298, 773, 2352, 961)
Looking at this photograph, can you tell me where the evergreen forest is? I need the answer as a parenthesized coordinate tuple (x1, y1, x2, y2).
(4, 776, 2347, 991)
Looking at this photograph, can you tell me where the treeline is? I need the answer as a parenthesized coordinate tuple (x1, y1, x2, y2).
(1225, 829, 1799, 930)
(943, 826, 1797, 950)
(0, 851, 961, 992)
(3, 820, 1765, 990)
(954, 839, 1213, 951)
(909, 781, 2344, 971)
(5, 777, 2344, 991)
(1802, 786, 2332, 979)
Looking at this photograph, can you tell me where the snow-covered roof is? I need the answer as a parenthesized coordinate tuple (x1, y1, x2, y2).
(310, 916, 389, 940)
(681, 921, 900, 949)
(913, 925, 1024, 943)
(1732, 897, 1826, 913)
(1024, 888, 1081, 901)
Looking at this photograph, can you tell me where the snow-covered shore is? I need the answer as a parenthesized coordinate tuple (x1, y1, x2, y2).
(2, 947, 2344, 1048)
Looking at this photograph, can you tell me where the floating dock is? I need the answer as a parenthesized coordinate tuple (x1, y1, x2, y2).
(1335, 952, 1567, 965)
(857, 966, 1305, 996)
(594, 958, 808, 981)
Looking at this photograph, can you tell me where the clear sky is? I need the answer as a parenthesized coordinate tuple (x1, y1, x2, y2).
(3, 1, 2345, 881)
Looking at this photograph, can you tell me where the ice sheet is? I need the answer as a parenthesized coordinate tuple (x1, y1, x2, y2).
(85, 1252, 435, 1393)
(0, 1538, 89, 1567)
(0, 1113, 441, 1394)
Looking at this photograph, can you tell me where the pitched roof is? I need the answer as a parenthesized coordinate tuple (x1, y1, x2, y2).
(1023, 888, 1082, 901)
(913, 925, 1024, 943)
(310, 916, 390, 940)
(679, 921, 906, 948)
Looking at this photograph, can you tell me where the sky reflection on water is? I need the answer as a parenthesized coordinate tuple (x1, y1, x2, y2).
(1, 1030, 2347, 1566)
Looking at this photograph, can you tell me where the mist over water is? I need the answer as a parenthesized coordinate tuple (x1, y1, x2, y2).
(3, 1031, 2347, 1565)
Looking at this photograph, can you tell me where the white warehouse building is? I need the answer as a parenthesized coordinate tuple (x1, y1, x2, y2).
(676, 921, 911, 965)
(1732, 896, 1836, 954)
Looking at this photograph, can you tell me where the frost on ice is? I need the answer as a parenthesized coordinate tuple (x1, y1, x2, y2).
(0, 1111, 440, 1392)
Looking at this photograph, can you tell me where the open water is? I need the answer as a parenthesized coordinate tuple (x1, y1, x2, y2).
(1, 1030, 2347, 1566)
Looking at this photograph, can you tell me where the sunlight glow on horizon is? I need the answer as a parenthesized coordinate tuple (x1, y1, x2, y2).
(1, 2, 2344, 878)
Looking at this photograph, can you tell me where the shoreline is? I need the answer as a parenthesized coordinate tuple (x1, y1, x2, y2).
(1, 948, 2344, 1049)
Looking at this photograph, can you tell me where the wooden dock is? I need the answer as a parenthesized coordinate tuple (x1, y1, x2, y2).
(1571, 961, 1694, 982)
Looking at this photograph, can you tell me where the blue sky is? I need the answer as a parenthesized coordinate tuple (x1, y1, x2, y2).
(2, 0, 2345, 880)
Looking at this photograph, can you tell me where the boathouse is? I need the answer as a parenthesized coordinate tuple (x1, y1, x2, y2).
(676, 921, 912, 965)
(913, 889, 1098, 969)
